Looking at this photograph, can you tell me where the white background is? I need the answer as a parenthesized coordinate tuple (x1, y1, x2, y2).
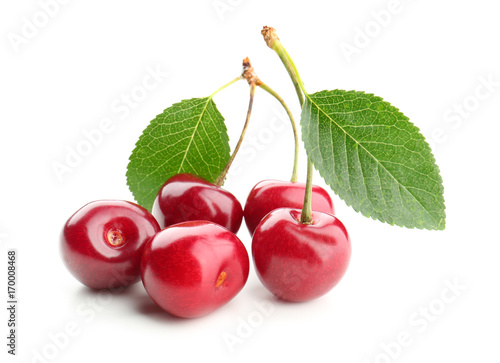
(1, 1, 499, 362)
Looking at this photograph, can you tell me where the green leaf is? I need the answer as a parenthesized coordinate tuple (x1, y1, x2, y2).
(126, 97, 230, 211)
(301, 90, 445, 230)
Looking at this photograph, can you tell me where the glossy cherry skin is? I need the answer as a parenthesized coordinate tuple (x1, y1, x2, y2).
(244, 180, 335, 236)
(61, 200, 160, 290)
(141, 221, 250, 318)
(152, 173, 243, 234)
(252, 208, 350, 302)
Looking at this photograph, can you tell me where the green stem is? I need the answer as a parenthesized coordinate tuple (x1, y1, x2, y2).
(262, 26, 314, 224)
(214, 82, 256, 187)
(209, 76, 242, 99)
(271, 42, 305, 105)
(261, 26, 307, 104)
(258, 82, 299, 183)
(300, 158, 314, 224)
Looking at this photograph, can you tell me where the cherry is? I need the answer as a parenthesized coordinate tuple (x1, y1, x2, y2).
(152, 173, 243, 234)
(252, 208, 350, 302)
(61, 200, 160, 290)
(141, 221, 249, 318)
(244, 180, 334, 236)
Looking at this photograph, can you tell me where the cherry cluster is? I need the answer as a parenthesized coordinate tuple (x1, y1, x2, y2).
(60, 175, 351, 318)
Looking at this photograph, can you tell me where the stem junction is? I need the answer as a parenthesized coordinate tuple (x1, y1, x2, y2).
(214, 58, 257, 187)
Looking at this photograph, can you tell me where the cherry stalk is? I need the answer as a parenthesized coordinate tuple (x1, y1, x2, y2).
(243, 35, 335, 235)
(256, 82, 300, 182)
(152, 68, 249, 233)
(214, 58, 257, 187)
(261, 26, 314, 223)
(251, 27, 351, 303)
(215, 58, 300, 185)
(237, 57, 334, 235)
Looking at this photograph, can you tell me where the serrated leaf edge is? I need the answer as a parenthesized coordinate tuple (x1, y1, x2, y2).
(303, 89, 446, 230)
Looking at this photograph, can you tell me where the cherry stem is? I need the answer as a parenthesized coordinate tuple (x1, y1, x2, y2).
(209, 76, 242, 99)
(261, 26, 306, 105)
(300, 159, 314, 224)
(261, 26, 313, 224)
(258, 82, 299, 183)
(215, 59, 257, 187)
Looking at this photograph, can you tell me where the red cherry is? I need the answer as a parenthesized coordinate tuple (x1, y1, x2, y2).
(252, 208, 350, 302)
(61, 200, 160, 289)
(141, 221, 249, 318)
(244, 180, 334, 236)
(152, 173, 243, 234)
